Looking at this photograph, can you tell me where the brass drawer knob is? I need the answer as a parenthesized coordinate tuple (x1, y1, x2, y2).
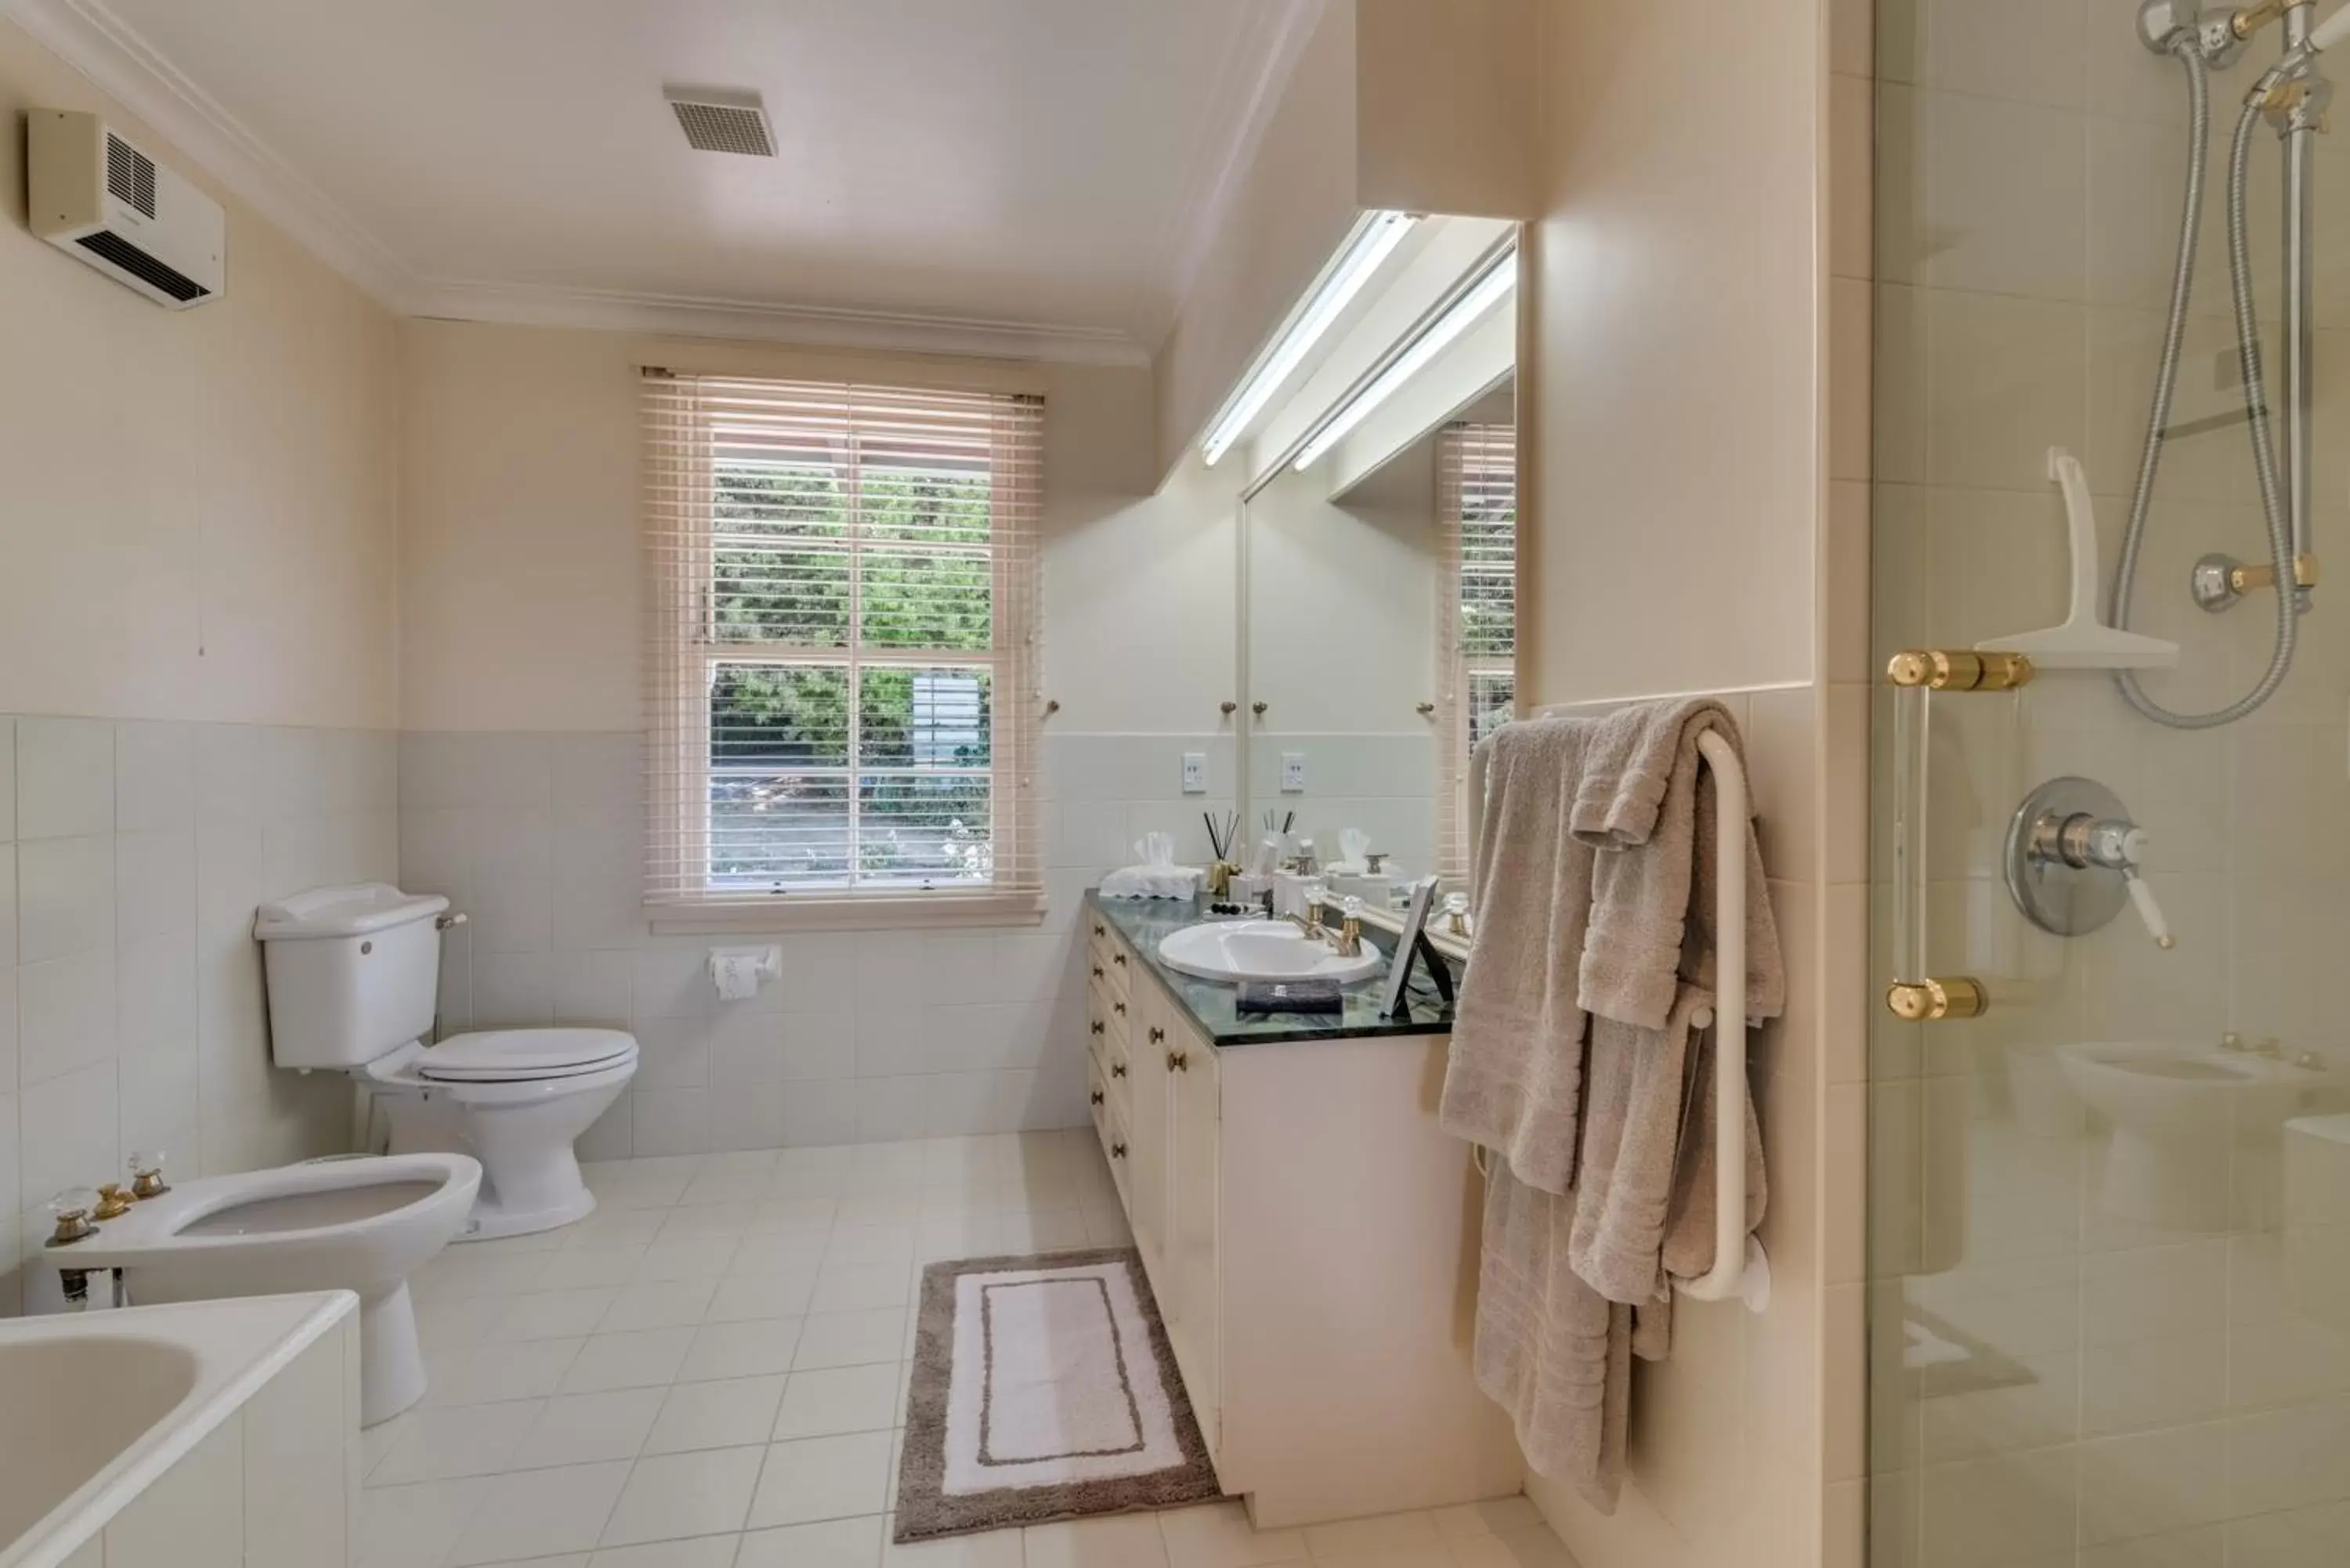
(1112, 952, 1127, 966)
(1092, 965, 1104, 979)
(1090, 1021, 1104, 1035)
(1168, 1050, 1189, 1072)
(1111, 1142, 1127, 1159)
(1148, 1026, 1165, 1044)
(1094, 923, 1105, 938)
(1885, 977, 1988, 1022)
(1113, 1001, 1126, 1016)
(1112, 1064, 1127, 1078)
(1090, 1090, 1104, 1106)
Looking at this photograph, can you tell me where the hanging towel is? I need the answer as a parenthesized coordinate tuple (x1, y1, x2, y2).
(1472, 1159, 1632, 1512)
(1567, 700, 1782, 1307)
(1438, 717, 1605, 1195)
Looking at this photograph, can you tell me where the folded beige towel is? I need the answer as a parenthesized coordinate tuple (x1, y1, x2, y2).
(1576, 699, 1784, 1031)
(1473, 1158, 1631, 1512)
(1439, 718, 1603, 1196)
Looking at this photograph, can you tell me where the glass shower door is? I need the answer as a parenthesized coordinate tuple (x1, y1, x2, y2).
(1868, 2, 2350, 1565)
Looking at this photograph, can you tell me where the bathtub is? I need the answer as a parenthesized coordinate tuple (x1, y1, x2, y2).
(0, 1291, 359, 1568)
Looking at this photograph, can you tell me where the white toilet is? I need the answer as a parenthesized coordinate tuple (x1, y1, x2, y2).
(255, 883, 640, 1241)
(43, 1152, 480, 1425)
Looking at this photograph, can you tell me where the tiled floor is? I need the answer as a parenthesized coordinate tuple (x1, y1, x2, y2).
(367, 1131, 1577, 1568)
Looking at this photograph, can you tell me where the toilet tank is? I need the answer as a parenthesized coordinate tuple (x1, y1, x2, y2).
(254, 883, 450, 1070)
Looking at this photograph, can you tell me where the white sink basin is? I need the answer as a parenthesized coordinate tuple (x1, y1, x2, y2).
(1156, 919, 1385, 985)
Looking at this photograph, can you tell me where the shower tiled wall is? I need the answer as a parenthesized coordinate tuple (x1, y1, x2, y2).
(0, 717, 398, 1314)
(1870, 2, 2350, 1563)
(397, 729, 1250, 1158)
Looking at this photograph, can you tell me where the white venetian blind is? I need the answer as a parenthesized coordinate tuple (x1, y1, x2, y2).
(642, 370, 1045, 919)
(1434, 421, 1518, 886)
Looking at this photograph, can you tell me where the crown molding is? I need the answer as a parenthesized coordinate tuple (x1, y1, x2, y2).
(4, 0, 414, 303)
(1141, 0, 1327, 352)
(407, 279, 1151, 367)
(6, 0, 1158, 366)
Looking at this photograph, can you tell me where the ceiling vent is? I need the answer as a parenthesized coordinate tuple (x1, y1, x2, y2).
(663, 86, 776, 157)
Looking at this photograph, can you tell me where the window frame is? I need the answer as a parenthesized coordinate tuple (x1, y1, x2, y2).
(643, 370, 1046, 933)
(1434, 419, 1518, 888)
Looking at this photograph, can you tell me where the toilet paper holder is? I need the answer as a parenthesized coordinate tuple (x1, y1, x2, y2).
(708, 945, 783, 1001)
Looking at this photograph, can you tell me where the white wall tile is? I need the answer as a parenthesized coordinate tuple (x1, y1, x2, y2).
(16, 718, 114, 840)
(115, 721, 196, 835)
(19, 948, 115, 1087)
(17, 834, 114, 963)
(195, 725, 266, 828)
(114, 829, 196, 940)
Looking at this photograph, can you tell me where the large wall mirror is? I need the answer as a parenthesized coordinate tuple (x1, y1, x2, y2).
(1237, 236, 1517, 907)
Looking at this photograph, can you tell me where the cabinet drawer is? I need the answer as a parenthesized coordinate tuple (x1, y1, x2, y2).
(1090, 1067, 1130, 1198)
(1089, 982, 1131, 1120)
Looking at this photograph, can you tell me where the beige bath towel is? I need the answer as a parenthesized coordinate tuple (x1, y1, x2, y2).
(1567, 701, 1782, 1307)
(1439, 718, 1603, 1196)
(1473, 1158, 1632, 1512)
(1576, 699, 1784, 1031)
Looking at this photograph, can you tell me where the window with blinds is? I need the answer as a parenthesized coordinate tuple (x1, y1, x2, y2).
(642, 371, 1045, 923)
(1434, 421, 1517, 885)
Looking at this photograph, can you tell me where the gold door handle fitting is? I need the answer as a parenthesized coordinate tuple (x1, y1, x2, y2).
(1885, 977, 1988, 1022)
(1886, 650, 2034, 691)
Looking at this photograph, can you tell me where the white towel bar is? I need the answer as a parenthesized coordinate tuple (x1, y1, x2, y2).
(1466, 708, 1772, 1315)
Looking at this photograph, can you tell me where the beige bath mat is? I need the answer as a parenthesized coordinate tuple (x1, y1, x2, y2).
(894, 1248, 1223, 1541)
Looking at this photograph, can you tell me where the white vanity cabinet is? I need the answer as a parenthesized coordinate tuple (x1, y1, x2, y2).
(1083, 902, 1523, 1529)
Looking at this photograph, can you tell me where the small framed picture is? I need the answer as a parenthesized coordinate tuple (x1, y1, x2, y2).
(1379, 875, 1443, 1018)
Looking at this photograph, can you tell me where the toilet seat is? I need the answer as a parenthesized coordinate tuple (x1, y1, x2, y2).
(415, 1028, 638, 1082)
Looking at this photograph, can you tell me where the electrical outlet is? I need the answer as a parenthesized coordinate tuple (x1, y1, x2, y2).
(1181, 752, 1206, 794)
(1281, 752, 1306, 793)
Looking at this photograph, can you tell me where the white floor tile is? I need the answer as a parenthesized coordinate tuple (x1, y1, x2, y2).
(793, 1309, 908, 1371)
(369, 1400, 544, 1485)
(591, 1533, 743, 1566)
(681, 1317, 805, 1382)
(600, 1277, 721, 1332)
(448, 1461, 633, 1566)
(600, 1443, 765, 1547)
(358, 1477, 491, 1568)
(1303, 1514, 1444, 1563)
(1429, 1501, 1546, 1541)
(1156, 1502, 1307, 1568)
(416, 1295, 509, 1359)
(636, 1238, 741, 1282)
(735, 1515, 887, 1568)
(826, 1223, 919, 1268)
(645, 1375, 790, 1456)
(659, 1202, 761, 1241)
(772, 1364, 903, 1440)
(564, 1209, 670, 1249)
(746, 1432, 895, 1528)
(884, 1524, 1025, 1568)
(708, 1269, 819, 1324)
(812, 1260, 913, 1313)
(489, 1288, 622, 1342)
(1027, 1513, 1170, 1568)
(1444, 1532, 1578, 1568)
(560, 1328, 699, 1393)
(431, 1338, 585, 1405)
(510, 1389, 667, 1470)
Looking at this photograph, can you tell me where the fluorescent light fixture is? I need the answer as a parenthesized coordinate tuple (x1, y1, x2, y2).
(1199, 209, 1418, 467)
(1294, 247, 1517, 471)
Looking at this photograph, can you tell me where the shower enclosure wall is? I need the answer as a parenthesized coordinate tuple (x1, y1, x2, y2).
(1869, 2, 2350, 1566)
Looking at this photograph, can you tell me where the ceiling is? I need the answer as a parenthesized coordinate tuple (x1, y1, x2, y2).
(19, 0, 1320, 361)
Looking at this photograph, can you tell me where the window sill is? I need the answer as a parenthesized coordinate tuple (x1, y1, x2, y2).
(646, 892, 1048, 935)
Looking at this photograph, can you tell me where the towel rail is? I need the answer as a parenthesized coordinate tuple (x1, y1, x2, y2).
(1466, 708, 1772, 1314)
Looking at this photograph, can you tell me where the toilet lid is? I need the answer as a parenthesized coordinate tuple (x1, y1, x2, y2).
(418, 1028, 638, 1082)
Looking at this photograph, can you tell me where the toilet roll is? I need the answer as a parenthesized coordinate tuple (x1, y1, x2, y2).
(709, 945, 782, 1002)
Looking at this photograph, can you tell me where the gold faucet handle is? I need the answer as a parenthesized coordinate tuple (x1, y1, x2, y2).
(46, 1188, 99, 1247)
(128, 1151, 171, 1200)
(93, 1183, 135, 1220)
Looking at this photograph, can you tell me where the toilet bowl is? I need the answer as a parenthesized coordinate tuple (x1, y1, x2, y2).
(2061, 1041, 2330, 1229)
(366, 1030, 638, 1240)
(255, 884, 638, 1244)
(42, 1152, 479, 1425)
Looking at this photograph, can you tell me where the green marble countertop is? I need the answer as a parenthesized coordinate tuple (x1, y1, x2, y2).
(1083, 888, 1459, 1047)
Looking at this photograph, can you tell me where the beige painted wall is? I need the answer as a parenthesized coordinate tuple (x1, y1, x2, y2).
(1513, 1, 1866, 1566)
(0, 20, 400, 730)
(399, 317, 1231, 735)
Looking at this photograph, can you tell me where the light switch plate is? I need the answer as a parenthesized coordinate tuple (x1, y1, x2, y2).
(1181, 752, 1206, 794)
(1281, 752, 1306, 793)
